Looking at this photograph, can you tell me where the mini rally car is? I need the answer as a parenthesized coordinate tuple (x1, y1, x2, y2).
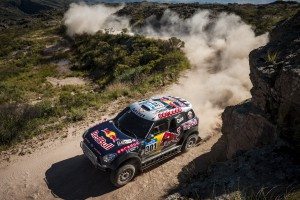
(81, 96, 199, 187)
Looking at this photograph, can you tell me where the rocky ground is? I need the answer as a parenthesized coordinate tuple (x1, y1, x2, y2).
(167, 142, 299, 199)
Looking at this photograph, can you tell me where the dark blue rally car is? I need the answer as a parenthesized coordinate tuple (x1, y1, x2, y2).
(81, 96, 199, 187)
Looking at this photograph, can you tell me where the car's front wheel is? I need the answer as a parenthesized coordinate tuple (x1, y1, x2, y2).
(110, 162, 137, 187)
(182, 134, 198, 152)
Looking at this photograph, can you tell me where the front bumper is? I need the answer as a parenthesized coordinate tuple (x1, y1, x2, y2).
(80, 141, 109, 171)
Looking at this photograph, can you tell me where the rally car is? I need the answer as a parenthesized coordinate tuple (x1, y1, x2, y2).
(81, 96, 199, 187)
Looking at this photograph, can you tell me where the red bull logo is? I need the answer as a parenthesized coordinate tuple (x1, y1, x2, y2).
(91, 130, 114, 150)
(102, 128, 118, 142)
(161, 131, 179, 147)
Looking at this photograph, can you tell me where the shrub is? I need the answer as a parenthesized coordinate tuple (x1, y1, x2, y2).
(67, 108, 85, 122)
(59, 91, 95, 110)
(0, 102, 57, 146)
(72, 32, 189, 92)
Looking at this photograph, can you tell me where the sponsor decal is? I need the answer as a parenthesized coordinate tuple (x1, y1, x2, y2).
(101, 128, 118, 142)
(176, 97, 190, 106)
(143, 131, 180, 154)
(91, 130, 114, 150)
(163, 96, 188, 107)
(117, 141, 139, 154)
(144, 138, 158, 154)
(117, 139, 136, 146)
(103, 153, 117, 162)
(176, 101, 186, 107)
(158, 107, 182, 119)
(160, 97, 178, 108)
(182, 118, 198, 130)
(132, 108, 146, 118)
(176, 115, 184, 124)
(161, 131, 179, 147)
(177, 126, 182, 134)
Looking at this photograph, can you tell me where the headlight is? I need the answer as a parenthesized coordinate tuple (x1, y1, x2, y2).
(103, 153, 117, 163)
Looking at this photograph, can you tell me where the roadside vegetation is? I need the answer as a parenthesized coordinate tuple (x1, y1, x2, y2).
(72, 33, 188, 94)
(0, 18, 189, 149)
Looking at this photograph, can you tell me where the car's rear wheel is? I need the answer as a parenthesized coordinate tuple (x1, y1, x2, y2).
(110, 162, 137, 187)
(182, 134, 198, 152)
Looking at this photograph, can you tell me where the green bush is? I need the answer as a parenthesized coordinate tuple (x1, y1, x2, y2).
(59, 91, 95, 110)
(0, 102, 57, 146)
(0, 83, 24, 104)
(72, 32, 190, 91)
(67, 108, 85, 122)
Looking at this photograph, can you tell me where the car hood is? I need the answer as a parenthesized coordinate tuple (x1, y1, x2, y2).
(84, 120, 139, 155)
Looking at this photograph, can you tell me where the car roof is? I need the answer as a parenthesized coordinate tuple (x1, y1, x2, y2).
(129, 96, 192, 121)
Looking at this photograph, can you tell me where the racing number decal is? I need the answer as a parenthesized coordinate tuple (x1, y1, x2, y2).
(144, 131, 179, 155)
(145, 141, 157, 154)
(144, 133, 164, 155)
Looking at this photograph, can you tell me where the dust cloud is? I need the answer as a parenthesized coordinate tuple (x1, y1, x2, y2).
(138, 10, 269, 136)
(63, 4, 268, 137)
(64, 3, 130, 36)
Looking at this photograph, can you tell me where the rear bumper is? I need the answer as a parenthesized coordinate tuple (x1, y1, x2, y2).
(80, 141, 109, 171)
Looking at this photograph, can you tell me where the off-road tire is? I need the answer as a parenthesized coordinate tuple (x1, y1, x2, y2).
(182, 134, 198, 152)
(110, 162, 137, 187)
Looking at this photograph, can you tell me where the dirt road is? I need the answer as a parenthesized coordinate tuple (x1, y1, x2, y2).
(0, 68, 221, 200)
(0, 116, 220, 200)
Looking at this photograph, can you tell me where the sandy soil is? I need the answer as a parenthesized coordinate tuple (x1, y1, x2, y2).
(46, 77, 88, 86)
(0, 113, 220, 200)
(56, 59, 72, 75)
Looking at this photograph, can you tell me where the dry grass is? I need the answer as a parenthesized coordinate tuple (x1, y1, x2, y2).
(267, 50, 278, 64)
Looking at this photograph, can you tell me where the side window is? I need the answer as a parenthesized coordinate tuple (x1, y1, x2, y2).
(152, 120, 169, 135)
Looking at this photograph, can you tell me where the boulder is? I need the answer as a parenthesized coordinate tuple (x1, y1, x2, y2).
(222, 100, 276, 158)
(222, 11, 300, 157)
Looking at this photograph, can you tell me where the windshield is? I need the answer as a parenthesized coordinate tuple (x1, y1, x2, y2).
(114, 109, 153, 139)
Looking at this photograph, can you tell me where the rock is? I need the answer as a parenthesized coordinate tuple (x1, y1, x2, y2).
(222, 100, 276, 158)
(222, 11, 300, 157)
(167, 144, 300, 200)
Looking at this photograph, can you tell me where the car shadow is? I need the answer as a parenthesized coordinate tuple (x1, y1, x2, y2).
(164, 135, 228, 198)
(45, 155, 115, 200)
(45, 152, 185, 199)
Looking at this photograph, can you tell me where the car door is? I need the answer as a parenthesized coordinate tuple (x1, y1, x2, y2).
(167, 113, 186, 146)
(142, 119, 169, 157)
